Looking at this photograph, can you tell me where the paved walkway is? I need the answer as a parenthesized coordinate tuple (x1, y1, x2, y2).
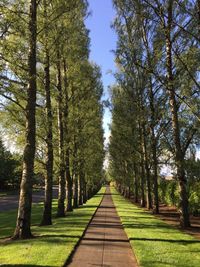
(67, 186, 138, 267)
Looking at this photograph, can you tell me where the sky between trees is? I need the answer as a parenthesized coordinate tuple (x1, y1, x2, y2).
(85, 0, 117, 146)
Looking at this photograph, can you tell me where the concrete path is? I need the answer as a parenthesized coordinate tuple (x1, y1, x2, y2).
(67, 186, 138, 267)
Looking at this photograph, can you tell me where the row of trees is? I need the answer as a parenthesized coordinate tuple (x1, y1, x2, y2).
(0, 0, 104, 239)
(109, 0, 200, 228)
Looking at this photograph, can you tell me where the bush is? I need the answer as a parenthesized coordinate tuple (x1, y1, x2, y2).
(189, 183, 200, 216)
(0, 139, 22, 190)
(159, 179, 179, 207)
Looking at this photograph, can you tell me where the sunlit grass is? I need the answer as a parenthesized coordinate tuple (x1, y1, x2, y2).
(0, 188, 105, 266)
(111, 187, 200, 267)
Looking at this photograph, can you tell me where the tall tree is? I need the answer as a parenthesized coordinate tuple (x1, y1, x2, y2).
(40, 0, 54, 226)
(13, 0, 37, 239)
(111, 0, 199, 228)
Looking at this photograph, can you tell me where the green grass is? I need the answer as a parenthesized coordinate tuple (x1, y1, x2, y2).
(111, 187, 200, 267)
(0, 188, 105, 266)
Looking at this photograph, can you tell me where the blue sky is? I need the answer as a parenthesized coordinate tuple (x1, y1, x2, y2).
(85, 0, 117, 145)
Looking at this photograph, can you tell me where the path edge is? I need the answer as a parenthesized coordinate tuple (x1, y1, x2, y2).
(110, 186, 140, 267)
(62, 187, 106, 267)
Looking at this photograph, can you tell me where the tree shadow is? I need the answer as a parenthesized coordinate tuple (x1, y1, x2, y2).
(122, 222, 172, 230)
(129, 237, 200, 244)
(39, 234, 81, 239)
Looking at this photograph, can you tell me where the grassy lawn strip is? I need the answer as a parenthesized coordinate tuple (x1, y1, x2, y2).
(0, 187, 105, 266)
(111, 187, 200, 267)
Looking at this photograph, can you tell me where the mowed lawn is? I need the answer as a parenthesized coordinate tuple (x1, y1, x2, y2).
(0, 187, 105, 266)
(111, 187, 200, 267)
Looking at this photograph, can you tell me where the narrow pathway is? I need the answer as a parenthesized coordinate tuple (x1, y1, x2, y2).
(67, 186, 138, 267)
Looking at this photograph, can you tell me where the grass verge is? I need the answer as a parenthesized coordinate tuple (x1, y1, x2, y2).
(111, 187, 200, 267)
(0, 187, 105, 266)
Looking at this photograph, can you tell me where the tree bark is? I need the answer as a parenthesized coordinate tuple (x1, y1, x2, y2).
(57, 58, 65, 217)
(41, 51, 53, 225)
(142, 24, 159, 213)
(139, 124, 146, 207)
(134, 164, 139, 203)
(66, 154, 73, 212)
(142, 124, 153, 210)
(62, 60, 73, 212)
(165, 0, 190, 227)
(83, 179, 87, 203)
(72, 141, 79, 208)
(13, 0, 37, 239)
(149, 80, 159, 214)
(79, 166, 84, 205)
(41, 0, 53, 226)
(73, 175, 79, 208)
(197, 0, 200, 34)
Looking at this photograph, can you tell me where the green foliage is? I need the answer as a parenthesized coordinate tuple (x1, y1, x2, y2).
(110, 0, 200, 219)
(159, 179, 179, 207)
(0, 0, 105, 194)
(0, 139, 22, 190)
(186, 158, 200, 215)
(189, 187, 200, 216)
(159, 161, 200, 215)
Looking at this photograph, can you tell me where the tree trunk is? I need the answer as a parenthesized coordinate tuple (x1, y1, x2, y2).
(41, 0, 53, 226)
(165, 0, 190, 227)
(13, 0, 37, 239)
(151, 133, 159, 214)
(197, 0, 200, 34)
(72, 140, 79, 208)
(73, 175, 79, 208)
(142, 24, 159, 213)
(66, 155, 73, 212)
(149, 80, 159, 214)
(83, 179, 87, 203)
(79, 168, 84, 206)
(142, 124, 153, 210)
(56, 58, 65, 217)
(140, 159, 146, 207)
(139, 124, 146, 207)
(62, 63, 72, 213)
(134, 164, 139, 203)
(41, 51, 53, 225)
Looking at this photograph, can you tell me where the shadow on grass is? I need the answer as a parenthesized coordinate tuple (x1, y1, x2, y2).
(123, 222, 172, 230)
(40, 234, 81, 239)
(121, 215, 157, 219)
(129, 237, 200, 244)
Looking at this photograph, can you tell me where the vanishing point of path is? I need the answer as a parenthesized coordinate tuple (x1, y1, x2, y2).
(67, 186, 138, 267)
